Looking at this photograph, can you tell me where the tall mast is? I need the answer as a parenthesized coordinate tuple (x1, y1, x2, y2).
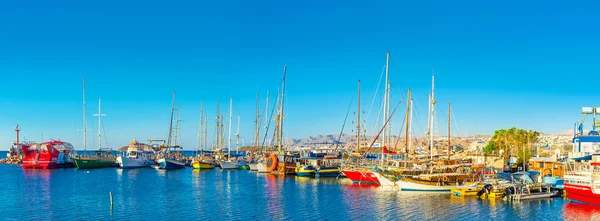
(430, 74, 435, 160)
(174, 103, 181, 147)
(216, 100, 220, 150)
(356, 80, 361, 153)
(409, 96, 414, 156)
(82, 78, 87, 154)
(236, 115, 240, 154)
(448, 103, 451, 159)
(93, 98, 106, 150)
(404, 89, 411, 166)
(383, 53, 390, 148)
(198, 103, 203, 157)
(204, 114, 208, 154)
(255, 91, 260, 147)
(278, 65, 287, 152)
(166, 91, 176, 155)
(228, 97, 233, 158)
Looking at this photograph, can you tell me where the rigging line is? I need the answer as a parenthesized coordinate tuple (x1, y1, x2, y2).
(370, 94, 385, 142)
(263, 88, 280, 149)
(411, 98, 426, 137)
(363, 98, 403, 157)
(393, 110, 407, 150)
(364, 64, 386, 128)
(334, 97, 354, 150)
(450, 106, 462, 136)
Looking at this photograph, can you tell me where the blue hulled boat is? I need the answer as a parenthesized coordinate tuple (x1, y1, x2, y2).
(157, 157, 185, 170)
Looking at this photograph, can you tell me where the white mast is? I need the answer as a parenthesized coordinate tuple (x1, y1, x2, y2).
(197, 103, 203, 157)
(82, 78, 87, 154)
(228, 97, 233, 159)
(236, 115, 240, 154)
(408, 97, 414, 152)
(93, 98, 106, 150)
(430, 74, 435, 160)
(382, 52, 390, 166)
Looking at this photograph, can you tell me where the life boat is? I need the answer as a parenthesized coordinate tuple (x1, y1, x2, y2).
(266, 154, 278, 172)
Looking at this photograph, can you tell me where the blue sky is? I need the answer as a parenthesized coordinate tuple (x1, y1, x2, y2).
(0, 0, 599, 150)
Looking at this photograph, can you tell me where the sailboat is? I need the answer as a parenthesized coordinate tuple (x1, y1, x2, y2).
(220, 97, 240, 170)
(192, 103, 216, 169)
(343, 53, 392, 184)
(157, 91, 186, 170)
(73, 79, 118, 169)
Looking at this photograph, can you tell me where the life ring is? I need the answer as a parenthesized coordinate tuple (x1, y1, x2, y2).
(266, 154, 278, 172)
(442, 176, 448, 182)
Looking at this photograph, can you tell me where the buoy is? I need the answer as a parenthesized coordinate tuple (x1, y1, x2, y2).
(266, 154, 278, 172)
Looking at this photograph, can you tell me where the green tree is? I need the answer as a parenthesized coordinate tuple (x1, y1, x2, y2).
(483, 140, 499, 154)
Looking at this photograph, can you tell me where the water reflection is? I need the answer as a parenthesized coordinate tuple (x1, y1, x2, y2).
(563, 202, 600, 220)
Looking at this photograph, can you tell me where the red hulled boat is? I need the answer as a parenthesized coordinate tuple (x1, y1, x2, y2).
(21, 140, 75, 169)
(342, 169, 380, 184)
(564, 161, 600, 205)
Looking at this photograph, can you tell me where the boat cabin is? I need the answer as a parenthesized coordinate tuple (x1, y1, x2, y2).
(528, 157, 565, 178)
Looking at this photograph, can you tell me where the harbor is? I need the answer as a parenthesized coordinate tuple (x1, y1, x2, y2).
(1, 1, 599, 220)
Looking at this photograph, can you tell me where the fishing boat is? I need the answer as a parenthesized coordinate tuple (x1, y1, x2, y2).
(116, 139, 156, 168)
(249, 163, 258, 171)
(21, 140, 75, 169)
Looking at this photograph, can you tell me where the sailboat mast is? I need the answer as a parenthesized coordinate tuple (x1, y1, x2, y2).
(255, 91, 260, 147)
(236, 115, 240, 154)
(356, 80, 361, 153)
(82, 78, 87, 155)
(198, 103, 203, 157)
(92, 98, 107, 150)
(175, 103, 181, 147)
(166, 91, 176, 155)
(430, 74, 435, 160)
(216, 100, 220, 151)
(204, 114, 208, 154)
(228, 97, 233, 158)
(279, 65, 287, 152)
(409, 96, 414, 156)
(448, 103, 451, 159)
(404, 89, 411, 166)
(383, 53, 390, 148)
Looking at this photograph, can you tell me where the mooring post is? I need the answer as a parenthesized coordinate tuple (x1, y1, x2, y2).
(109, 191, 113, 207)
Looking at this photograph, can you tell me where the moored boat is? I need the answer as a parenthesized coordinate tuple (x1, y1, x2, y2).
(74, 150, 118, 169)
(342, 169, 380, 184)
(158, 158, 186, 170)
(317, 166, 341, 177)
(296, 165, 316, 177)
(116, 140, 156, 168)
(220, 160, 239, 169)
(21, 140, 75, 169)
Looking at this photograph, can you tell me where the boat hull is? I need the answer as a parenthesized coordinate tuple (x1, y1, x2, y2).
(318, 167, 341, 177)
(220, 161, 239, 169)
(249, 163, 258, 171)
(117, 156, 155, 169)
(158, 158, 186, 170)
(192, 161, 215, 169)
(296, 167, 316, 177)
(565, 184, 600, 205)
(342, 170, 380, 184)
(74, 158, 117, 169)
(22, 160, 74, 169)
(257, 163, 269, 173)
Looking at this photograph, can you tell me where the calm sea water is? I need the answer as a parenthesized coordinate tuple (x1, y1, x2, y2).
(0, 152, 595, 220)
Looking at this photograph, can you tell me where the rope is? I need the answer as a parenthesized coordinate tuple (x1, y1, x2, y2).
(334, 97, 354, 150)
